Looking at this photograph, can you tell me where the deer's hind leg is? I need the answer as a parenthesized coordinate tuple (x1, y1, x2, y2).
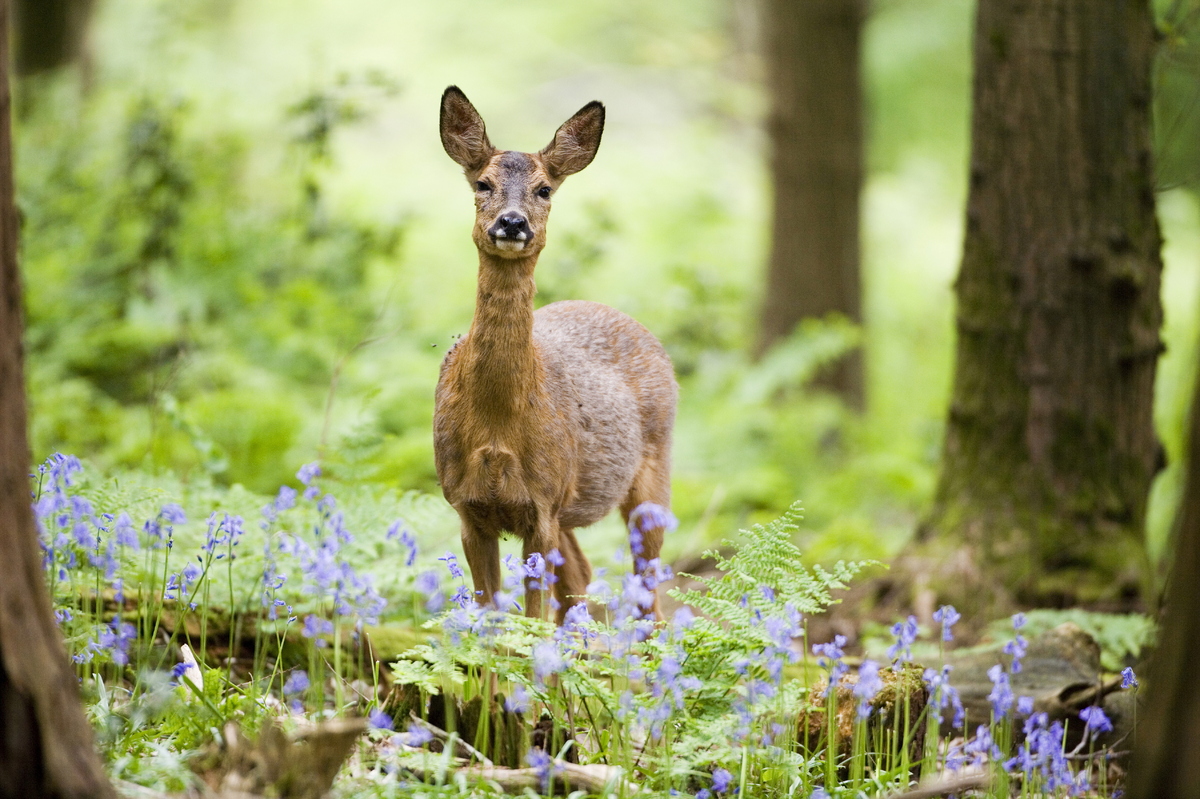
(620, 447, 673, 621)
(552, 527, 592, 625)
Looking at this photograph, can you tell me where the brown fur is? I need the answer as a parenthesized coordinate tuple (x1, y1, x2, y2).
(433, 86, 678, 623)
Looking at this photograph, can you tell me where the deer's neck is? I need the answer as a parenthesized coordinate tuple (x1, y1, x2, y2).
(461, 251, 542, 415)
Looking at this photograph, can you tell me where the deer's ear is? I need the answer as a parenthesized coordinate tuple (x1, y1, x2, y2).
(440, 86, 494, 174)
(540, 101, 604, 180)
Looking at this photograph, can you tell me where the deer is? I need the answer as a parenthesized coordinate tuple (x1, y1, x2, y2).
(433, 86, 678, 625)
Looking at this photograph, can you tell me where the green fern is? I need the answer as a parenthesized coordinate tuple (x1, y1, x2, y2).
(671, 502, 874, 639)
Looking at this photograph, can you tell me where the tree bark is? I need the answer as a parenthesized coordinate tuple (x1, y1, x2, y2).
(0, 0, 114, 794)
(757, 0, 865, 409)
(13, 0, 94, 76)
(1126, 350, 1200, 797)
(907, 0, 1163, 617)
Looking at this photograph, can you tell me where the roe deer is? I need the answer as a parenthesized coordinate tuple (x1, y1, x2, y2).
(433, 86, 677, 624)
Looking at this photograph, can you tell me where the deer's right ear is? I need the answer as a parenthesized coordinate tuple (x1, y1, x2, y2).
(440, 86, 494, 174)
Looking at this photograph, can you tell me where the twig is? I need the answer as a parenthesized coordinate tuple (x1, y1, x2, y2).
(884, 771, 990, 799)
(464, 762, 633, 795)
(407, 715, 494, 767)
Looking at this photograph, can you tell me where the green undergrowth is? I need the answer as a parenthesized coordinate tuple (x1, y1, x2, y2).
(34, 455, 1138, 798)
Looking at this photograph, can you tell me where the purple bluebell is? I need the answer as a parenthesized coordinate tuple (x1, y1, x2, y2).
(532, 640, 566, 685)
(283, 670, 310, 695)
(987, 663, 1014, 717)
(546, 548, 564, 567)
(275, 485, 297, 512)
(711, 767, 733, 794)
(933, 605, 960, 642)
(672, 606, 696, 630)
(97, 616, 137, 666)
(368, 708, 394, 730)
(402, 723, 433, 747)
(924, 665, 966, 729)
(415, 570, 443, 612)
(113, 513, 138, 549)
(525, 748, 555, 792)
(1121, 666, 1138, 689)
(1002, 612, 1028, 674)
(813, 634, 849, 697)
(505, 684, 531, 714)
(888, 615, 919, 663)
(854, 660, 883, 719)
(302, 614, 334, 647)
(1017, 695, 1035, 716)
(438, 551, 464, 579)
(1079, 706, 1113, 734)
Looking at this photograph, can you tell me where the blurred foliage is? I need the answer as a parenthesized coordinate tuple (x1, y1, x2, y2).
(11, 0, 1200, 573)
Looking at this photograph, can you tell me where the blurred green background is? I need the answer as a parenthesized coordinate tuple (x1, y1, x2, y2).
(16, 0, 1200, 569)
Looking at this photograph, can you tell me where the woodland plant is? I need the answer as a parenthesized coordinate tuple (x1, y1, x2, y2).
(30, 453, 1135, 797)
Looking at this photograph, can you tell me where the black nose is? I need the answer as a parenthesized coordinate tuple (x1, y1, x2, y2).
(492, 213, 529, 239)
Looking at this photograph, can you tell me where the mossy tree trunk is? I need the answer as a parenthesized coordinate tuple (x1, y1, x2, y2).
(1127, 347, 1200, 797)
(908, 0, 1163, 617)
(13, 0, 94, 76)
(757, 0, 865, 409)
(0, 0, 114, 794)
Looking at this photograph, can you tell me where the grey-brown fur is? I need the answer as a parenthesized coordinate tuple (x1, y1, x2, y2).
(433, 86, 677, 623)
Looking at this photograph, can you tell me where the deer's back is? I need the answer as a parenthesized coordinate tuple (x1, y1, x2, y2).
(534, 301, 677, 527)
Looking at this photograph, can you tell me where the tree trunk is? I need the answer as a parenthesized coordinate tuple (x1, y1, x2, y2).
(13, 0, 94, 76)
(0, 0, 114, 794)
(757, 0, 865, 409)
(1126, 352, 1200, 797)
(906, 0, 1163, 618)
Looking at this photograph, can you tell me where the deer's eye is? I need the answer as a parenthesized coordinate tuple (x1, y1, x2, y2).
(536, 186, 552, 200)
(474, 181, 492, 193)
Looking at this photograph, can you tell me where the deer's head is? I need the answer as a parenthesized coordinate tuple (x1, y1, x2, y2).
(440, 86, 604, 260)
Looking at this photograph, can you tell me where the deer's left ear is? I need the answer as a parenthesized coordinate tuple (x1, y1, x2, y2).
(540, 101, 604, 180)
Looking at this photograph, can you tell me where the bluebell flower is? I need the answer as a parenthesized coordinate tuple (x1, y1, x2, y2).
(933, 605, 960, 642)
(987, 663, 1014, 717)
(524, 552, 548, 588)
(297, 462, 321, 486)
(415, 570, 443, 612)
(546, 548, 565, 567)
(560, 602, 593, 634)
(1017, 695, 1035, 716)
(525, 748, 555, 792)
(1079, 706, 1113, 734)
(275, 485, 297, 512)
(854, 660, 883, 719)
(809, 790, 831, 799)
(1002, 613, 1028, 674)
(888, 615, 919, 663)
(532, 640, 566, 685)
(97, 616, 137, 666)
(302, 614, 334, 647)
(672, 606, 696, 630)
(813, 635, 849, 697)
(113, 513, 138, 549)
(402, 723, 433, 747)
(711, 767, 733, 793)
(368, 708, 394, 730)
(505, 684, 531, 714)
(965, 724, 1001, 766)
(924, 665, 966, 728)
(1121, 666, 1138, 689)
(438, 552, 464, 579)
(283, 670, 309, 696)
(451, 585, 473, 608)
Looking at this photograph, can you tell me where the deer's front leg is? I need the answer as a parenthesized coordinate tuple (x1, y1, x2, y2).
(522, 512, 561, 622)
(459, 513, 501, 608)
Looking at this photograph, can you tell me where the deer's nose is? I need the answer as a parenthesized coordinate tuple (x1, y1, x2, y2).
(490, 213, 529, 241)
